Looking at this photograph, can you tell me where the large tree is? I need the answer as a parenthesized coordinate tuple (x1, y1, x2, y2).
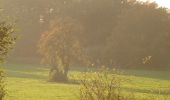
(38, 17, 85, 82)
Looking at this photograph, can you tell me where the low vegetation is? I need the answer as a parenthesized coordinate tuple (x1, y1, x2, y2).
(79, 68, 170, 100)
(0, 70, 5, 100)
(79, 68, 123, 100)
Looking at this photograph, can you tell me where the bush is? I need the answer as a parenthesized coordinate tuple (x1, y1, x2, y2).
(78, 68, 170, 100)
(0, 70, 6, 100)
(79, 68, 126, 100)
(0, 21, 16, 100)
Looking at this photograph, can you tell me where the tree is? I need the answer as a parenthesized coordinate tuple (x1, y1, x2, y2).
(0, 21, 16, 100)
(38, 17, 85, 82)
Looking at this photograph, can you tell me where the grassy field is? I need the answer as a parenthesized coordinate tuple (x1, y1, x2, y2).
(2, 63, 170, 100)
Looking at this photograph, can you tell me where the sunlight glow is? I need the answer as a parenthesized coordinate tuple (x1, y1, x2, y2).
(139, 0, 170, 9)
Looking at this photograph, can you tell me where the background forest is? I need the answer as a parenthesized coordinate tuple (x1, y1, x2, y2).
(1, 0, 170, 68)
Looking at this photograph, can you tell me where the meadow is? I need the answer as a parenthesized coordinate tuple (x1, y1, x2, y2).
(3, 63, 170, 100)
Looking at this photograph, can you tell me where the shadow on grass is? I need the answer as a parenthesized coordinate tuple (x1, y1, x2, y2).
(6, 71, 47, 80)
(123, 87, 170, 95)
(3, 63, 49, 80)
(4, 64, 80, 85)
(120, 69, 170, 81)
(46, 79, 81, 85)
(4, 63, 47, 73)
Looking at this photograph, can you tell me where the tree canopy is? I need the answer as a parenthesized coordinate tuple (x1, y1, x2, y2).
(38, 17, 85, 81)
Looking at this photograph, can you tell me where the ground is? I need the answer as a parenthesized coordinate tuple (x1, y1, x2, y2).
(2, 63, 170, 100)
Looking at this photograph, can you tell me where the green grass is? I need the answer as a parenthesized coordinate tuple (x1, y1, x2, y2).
(4, 64, 78, 100)
(2, 63, 170, 100)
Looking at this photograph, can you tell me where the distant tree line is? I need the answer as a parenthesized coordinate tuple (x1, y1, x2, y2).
(2, 0, 169, 68)
(2, 0, 170, 68)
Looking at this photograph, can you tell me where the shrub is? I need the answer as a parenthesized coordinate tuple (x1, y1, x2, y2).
(79, 68, 126, 100)
(0, 70, 6, 100)
(0, 21, 16, 100)
(78, 68, 170, 100)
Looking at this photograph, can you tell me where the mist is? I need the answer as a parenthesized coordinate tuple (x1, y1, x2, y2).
(0, 0, 170, 100)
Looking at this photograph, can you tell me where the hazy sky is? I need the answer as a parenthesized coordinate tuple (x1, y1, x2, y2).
(140, 0, 170, 8)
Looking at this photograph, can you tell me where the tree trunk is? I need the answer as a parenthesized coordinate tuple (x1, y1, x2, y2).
(48, 56, 69, 82)
(49, 66, 68, 82)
